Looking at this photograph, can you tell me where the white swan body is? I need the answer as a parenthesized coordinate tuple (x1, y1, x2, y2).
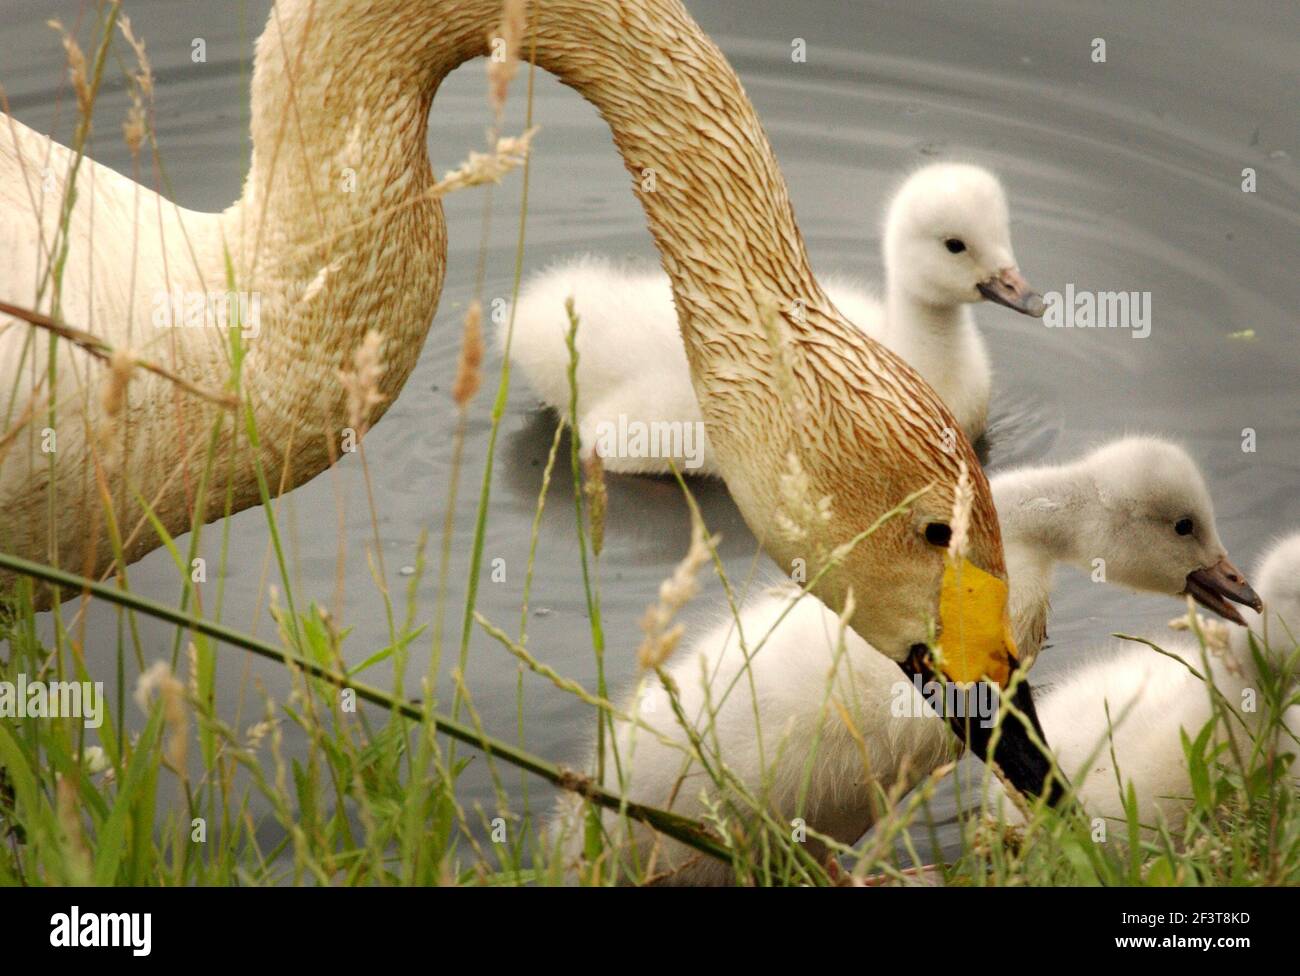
(1002, 534, 1300, 833)
(556, 437, 1258, 883)
(1, 2, 455, 592)
(506, 163, 1040, 476)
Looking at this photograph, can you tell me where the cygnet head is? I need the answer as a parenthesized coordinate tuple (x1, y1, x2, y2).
(1234, 533, 1300, 649)
(1077, 437, 1261, 623)
(882, 162, 1044, 317)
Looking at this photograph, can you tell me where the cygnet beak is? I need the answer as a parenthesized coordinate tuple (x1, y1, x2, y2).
(977, 267, 1045, 317)
(1183, 555, 1263, 626)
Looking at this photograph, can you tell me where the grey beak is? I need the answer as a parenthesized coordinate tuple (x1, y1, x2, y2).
(977, 267, 1046, 317)
(1183, 555, 1263, 626)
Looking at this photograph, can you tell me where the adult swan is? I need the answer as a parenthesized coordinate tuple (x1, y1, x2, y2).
(0, 0, 1058, 801)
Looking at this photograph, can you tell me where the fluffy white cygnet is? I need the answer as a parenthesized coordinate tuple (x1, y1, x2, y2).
(998, 533, 1300, 834)
(553, 437, 1259, 883)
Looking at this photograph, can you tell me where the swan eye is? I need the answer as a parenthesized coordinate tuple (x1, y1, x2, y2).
(924, 522, 952, 547)
(944, 238, 966, 254)
(1175, 517, 1194, 536)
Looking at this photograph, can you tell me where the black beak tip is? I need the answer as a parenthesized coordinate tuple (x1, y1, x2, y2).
(956, 682, 1066, 806)
(989, 679, 1064, 803)
(897, 654, 1067, 806)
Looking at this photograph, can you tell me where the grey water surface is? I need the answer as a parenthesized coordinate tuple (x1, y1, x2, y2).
(5, 0, 1298, 864)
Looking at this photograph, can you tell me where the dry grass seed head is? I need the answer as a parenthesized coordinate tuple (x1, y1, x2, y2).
(451, 300, 484, 408)
(117, 14, 153, 98)
(583, 452, 607, 557)
(47, 20, 92, 117)
(486, 0, 527, 116)
(637, 514, 717, 670)
(245, 720, 275, 752)
(338, 329, 386, 435)
(117, 13, 154, 154)
(134, 660, 189, 773)
(775, 449, 833, 558)
(1168, 610, 1233, 655)
(433, 128, 537, 197)
(101, 347, 133, 419)
(946, 459, 973, 566)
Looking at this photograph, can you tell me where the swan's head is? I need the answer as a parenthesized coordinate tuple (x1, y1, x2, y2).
(883, 162, 1044, 317)
(829, 460, 1016, 683)
(1079, 437, 1261, 623)
(865, 473, 1065, 807)
(1233, 534, 1300, 652)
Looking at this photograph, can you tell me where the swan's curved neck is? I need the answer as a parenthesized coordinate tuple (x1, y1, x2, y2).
(412, 0, 1000, 649)
(233, 3, 444, 282)
(431, 0, 818, 343)
(229, 0, 817, 438)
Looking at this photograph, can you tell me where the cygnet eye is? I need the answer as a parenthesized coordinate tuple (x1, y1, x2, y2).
(1175, 517, 1194, 536)
(924, 522, 953, 547)
(944, 238, 967, 254)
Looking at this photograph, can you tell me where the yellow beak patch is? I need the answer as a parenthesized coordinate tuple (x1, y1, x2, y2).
(936, 557, 1016, 686)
